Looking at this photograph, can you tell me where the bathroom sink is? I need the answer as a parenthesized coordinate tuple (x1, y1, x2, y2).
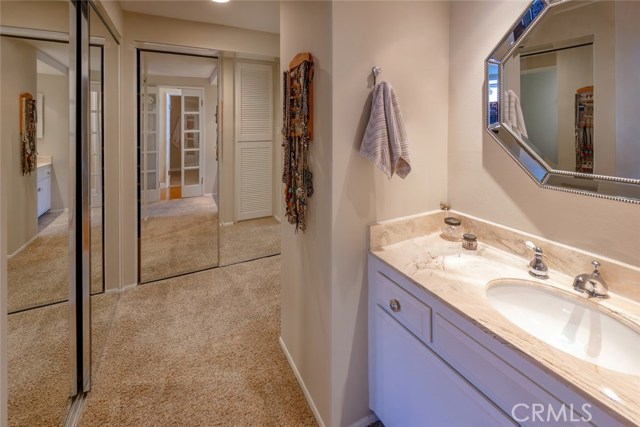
(485, 279, 640, 376)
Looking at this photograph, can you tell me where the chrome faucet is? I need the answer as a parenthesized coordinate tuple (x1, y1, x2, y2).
(526, 241, 548, 279)
(573, 261, 609, 298)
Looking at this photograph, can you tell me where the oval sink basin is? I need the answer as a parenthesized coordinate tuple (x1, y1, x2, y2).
(486, 279, 640, 376)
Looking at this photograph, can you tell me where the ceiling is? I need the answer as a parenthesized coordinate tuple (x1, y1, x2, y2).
(119, 0, 280, 34)
(142, 51, 218, 79)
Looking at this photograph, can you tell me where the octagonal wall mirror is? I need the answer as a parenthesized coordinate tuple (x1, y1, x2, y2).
(485, 0, 640, 203)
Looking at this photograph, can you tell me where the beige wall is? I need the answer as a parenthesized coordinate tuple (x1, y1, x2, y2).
(219, 56, 234, 224)
(101, 34, 121, 292)
(1, 38, 39, 255)
(0, 1, 67, 33)
(280, 2, 450, 426)
(280, 2, 333, 425)
(556, 45, 592, 171)
(615, 1, 640, 180)
(37, 73, 69, 211)
(273, 60, 283, 223)
(120, 12, 280, 285)
(448, 1, 640, 267)
(0, 39, 7, 427)
(94, 0, 124, 41)
(330, 3, 449, 425)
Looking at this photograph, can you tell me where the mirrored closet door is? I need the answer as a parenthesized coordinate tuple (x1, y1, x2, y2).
(138, 50, 220, 283)
(217, 58, 281, 266)
(88, 0, 120, 385)
(1, 1, 76, 425)
(2, 1, 116, 424)
(137, 52, 283, 280)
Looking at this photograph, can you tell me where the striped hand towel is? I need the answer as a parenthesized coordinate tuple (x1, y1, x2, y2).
(359, 81, 411, 179)
(505, 89, 528, 138)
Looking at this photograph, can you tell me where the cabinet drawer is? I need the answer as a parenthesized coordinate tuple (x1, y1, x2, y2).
(37, 165, 51, 182)
(433, 314, 595, 427)
(374, 272, 431, 344)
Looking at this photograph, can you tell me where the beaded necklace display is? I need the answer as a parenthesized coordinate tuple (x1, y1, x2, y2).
(282, 53, 314, 232)
(20, 93, 38, 175)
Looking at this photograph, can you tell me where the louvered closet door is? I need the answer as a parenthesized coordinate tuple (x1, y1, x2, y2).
(235, 62, 273, 221)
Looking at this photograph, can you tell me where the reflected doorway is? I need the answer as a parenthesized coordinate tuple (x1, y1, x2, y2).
(138, 50, 219, 283)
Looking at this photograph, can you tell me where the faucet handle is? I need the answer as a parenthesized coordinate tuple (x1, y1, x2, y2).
(526, 241, 542, 255)
(591, 260, 600, 272)
(525, 241, 548, 279)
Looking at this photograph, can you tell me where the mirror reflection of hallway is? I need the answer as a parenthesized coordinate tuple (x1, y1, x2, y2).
(2, 39, 106, 313)
(139, 51, 219, 283)
(218, 59, 281, 266)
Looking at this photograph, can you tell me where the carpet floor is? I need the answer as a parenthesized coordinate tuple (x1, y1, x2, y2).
(140, 196, 219, 283)
(7, 209, 104, 313)
(7, 293, 120, 427)
(140, 196, 281, 280)
(79, 255, 316, 427)
(219, 217, 280, 266)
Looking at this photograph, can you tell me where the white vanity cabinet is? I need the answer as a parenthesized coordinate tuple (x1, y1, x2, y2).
(372, 304, 516, 427)
(37, 164, 51, 217)
(369, 254, 623, 427)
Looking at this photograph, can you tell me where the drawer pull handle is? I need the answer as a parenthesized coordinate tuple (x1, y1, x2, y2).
(38, 187, 41, 192)
(389, 298, 401, 313)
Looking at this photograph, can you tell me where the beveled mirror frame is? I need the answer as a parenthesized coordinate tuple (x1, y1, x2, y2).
(484, 0, 640, 204)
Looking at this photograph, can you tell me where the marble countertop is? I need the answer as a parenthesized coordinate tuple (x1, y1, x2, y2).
(37, 155, 52, 168)
(370, 213, 640, 426)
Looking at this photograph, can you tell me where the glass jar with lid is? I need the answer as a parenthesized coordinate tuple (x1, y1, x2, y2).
(441, 217, 463, 241)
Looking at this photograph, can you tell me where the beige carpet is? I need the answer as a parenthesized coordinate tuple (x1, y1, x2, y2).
(7, 293, 120, 427)
(79, 256, 316, 427)
(219, 217, 281, 266)
(7, 209, 104, 313)
(140, 196, 219, 283)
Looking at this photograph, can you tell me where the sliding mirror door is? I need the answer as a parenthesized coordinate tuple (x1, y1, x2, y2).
(88, 1, 119, 382)
(138, 50, 219, 283)
(1, 1, 74, 424)
(218, 59, 281, 266)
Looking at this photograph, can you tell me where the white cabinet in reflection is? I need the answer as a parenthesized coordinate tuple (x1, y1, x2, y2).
(37, 164, 51, 217)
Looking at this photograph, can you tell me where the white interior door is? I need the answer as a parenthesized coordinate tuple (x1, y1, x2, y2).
(143, 86, 160, 204)
(234, 61, 273, 221)
(181, 89, 203, 198)
(90, 82, 102, 208)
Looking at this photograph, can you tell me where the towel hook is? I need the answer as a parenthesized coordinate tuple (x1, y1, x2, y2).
(372, 66, 382, 86)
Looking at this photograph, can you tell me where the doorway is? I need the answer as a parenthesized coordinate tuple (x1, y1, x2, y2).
(163, 88, 205, 201)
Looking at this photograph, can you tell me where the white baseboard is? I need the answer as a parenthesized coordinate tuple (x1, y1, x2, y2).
(219, 221, 234, 227)
(9, 208, 70, 259)
(274, 214, 281, 223)
(348, 413, 379, 427)
(279, 336, 326, 427)
(7, 234, 38, 259)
